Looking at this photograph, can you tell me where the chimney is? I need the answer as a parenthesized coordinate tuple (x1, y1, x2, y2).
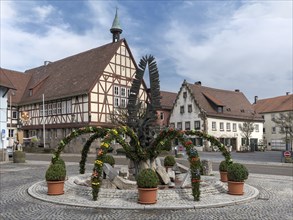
(194, 81, 201, 85)
(235, 89, 240, 92)
(286, 92, 290, 95)
(44, 61, 51, 66)
(254, 96, 258, 104)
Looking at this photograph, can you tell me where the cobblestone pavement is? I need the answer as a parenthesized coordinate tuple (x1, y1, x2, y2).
(1, 162, 293, 220)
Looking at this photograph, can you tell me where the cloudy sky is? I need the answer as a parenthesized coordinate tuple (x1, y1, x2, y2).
(1, 0, 292, 102)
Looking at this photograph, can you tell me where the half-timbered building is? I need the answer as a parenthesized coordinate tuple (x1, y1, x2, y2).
(2, 12, 148, 152)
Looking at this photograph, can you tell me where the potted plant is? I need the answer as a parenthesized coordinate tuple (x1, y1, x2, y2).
(227, 163, 249, 195)
(219, 160, 229, 182)
(164, 155, 176, 172)
(45, 158, 66, 195)
(136, 168, 159, 204)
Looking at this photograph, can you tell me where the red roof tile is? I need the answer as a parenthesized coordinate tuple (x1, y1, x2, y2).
(0, 68, 16, 90)
(253, 94, 293, 113)
(19, 39, 124, 104)
(160, 91, 177, 109)
(186, 82, 263, 121)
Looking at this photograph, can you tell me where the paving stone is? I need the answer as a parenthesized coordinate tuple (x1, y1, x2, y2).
(1, 161, 292, 220)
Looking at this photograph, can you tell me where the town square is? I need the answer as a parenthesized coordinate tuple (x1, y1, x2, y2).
(0, 1, 292, 219)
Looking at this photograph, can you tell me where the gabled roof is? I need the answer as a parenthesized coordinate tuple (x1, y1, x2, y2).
(160, 91, 177, 110)
(19, 39, 125, 104)
(253, 94, 293, 113)
(0, 68, 16, 90)
(0, 68, 31, 105)
(185, 81, 263, 121)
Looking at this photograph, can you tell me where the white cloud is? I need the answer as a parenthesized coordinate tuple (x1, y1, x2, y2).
(0, 1, 118, 71)
(0, 1, 292, 101)
(33, 5, 55, 22)
(162, 1, 292, 100)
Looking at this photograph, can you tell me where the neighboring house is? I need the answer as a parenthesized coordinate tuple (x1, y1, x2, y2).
(253, 94, 293, 151)
(0, 70, 16, 150)
(2, 12, 148, 153)
(3, 69, 30, 147)
(169, 81, 264, 152)
(156, 91, 177, 128)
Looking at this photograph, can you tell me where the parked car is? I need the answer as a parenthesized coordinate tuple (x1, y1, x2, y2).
(6, 146, 13, 157)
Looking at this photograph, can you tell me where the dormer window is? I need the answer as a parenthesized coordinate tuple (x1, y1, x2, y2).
(240, 109, 245, 113)
(217, 106, 223, 113)
(29, 89, 33, 96)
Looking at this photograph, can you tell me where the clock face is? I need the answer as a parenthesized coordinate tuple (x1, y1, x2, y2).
(21, 111, 30, 121)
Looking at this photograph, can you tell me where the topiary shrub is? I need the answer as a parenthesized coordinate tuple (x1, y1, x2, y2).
(227, 163, 249, 182)
(103, 155, 115, 166)
(164, 155, 176, 167)
(54, 158, 66, 168)
(45, 163, 66, 181)
(136, 168, 159, 188)
(219, 160, 229, 172)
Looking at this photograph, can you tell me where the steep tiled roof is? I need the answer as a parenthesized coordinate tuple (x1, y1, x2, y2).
(186, 82, 263, 121)
(0, 68, 16, 90)
(253, 94, 293, 113)
(19, 39, 124, 104)
(1, 68, 31, 105)
(160, 91, 177, 109)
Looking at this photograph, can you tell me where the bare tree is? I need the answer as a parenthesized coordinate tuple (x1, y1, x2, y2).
(108, 104, 146, 126)
(272, 111, 293, 150)
(239, 121, 255, 150)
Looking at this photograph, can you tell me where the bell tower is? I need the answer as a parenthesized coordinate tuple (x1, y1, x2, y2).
(110, 8, 123, 43)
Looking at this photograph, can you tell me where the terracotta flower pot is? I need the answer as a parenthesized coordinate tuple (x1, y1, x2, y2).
(47, 180, 65, 195)
(220, 171, 228, 182)
(227, 181, 245, 195)
(138, 188, 158, 204)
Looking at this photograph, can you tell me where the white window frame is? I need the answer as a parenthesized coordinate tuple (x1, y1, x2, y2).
(177, 122, 182, 130)
(220, 122, 224, 131)
(62, 102, 66, 114)
(121, 98, 126, 108)
(48, 104, 52, 115)
(57, 102, 62, 114)
(121, 87, 126, 97)
(114, 97, 120, 107)
(114, 85, 119, 96)
(185, 121, 190, 130)
(194, 121, 200, 130)
(52, 103, 57, 115)
(40, 105, 43, 116)
(212, 122, 216, 131)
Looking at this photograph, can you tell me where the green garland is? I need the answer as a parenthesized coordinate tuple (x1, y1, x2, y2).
(79, 130, 107, 174)
(51, 126, 232, 202)
(51, 126, 106, 164)
(92, 126, 233, 201)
